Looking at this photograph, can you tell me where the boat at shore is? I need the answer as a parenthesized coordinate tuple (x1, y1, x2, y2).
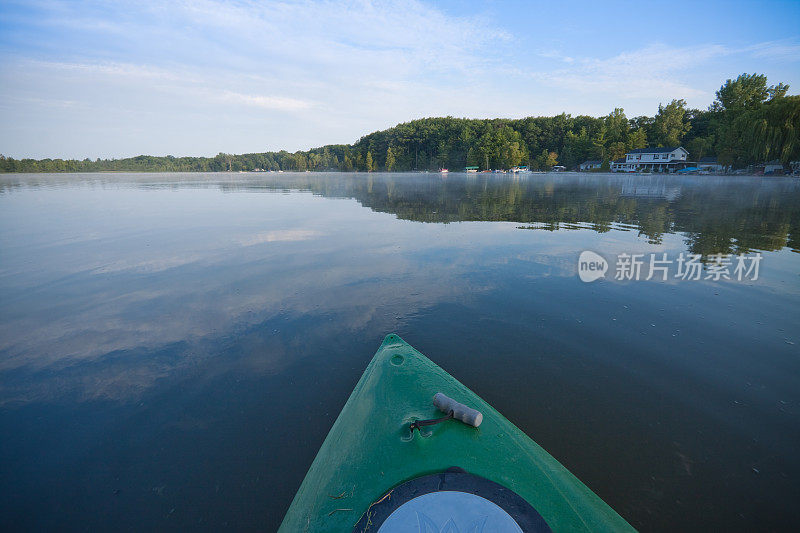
(279, 334, 635, 532)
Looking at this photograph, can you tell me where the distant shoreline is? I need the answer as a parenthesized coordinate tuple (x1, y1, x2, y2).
(2, 75, 798, 175)
(0, 170, 788, 178)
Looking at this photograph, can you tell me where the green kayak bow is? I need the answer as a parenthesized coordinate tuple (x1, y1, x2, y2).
(279, 334, 635, 532)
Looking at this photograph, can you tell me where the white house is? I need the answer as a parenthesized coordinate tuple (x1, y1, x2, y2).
(623, 147, 689, 172)
(611, 158, 636, 172)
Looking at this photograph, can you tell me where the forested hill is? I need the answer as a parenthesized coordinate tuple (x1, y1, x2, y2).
(2, 73, 798, 173)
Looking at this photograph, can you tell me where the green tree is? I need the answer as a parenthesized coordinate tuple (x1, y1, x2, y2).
(365, 151, 374, 172)
(719, 95, 800, 166)
(653, 99, 691, 146)
(591, 125, 607, 159)
(342, 154, 353, 171)
(713, 73, 793, 168)
(533, 149, 558, 170)
(607, 141, 627, 161)
(385, 146, 395, 171)
(562, 127, 596, 168)
(714, 73, 790, 112)
(628, 128, 647, 150)
(495, 126, 527, 169)
(686, 136, 715, 160)
(604, 108, 629, 144)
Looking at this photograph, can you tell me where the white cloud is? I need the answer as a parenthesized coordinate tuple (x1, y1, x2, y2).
(744, 40, 800, 60)
(34, 59, 186, 81)
(222, 91, 314, 111)
(531, 43, 731, 101)
(238, 229, 322, 246)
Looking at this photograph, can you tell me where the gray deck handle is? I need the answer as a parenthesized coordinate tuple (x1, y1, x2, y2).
(433, 393, 483, 428)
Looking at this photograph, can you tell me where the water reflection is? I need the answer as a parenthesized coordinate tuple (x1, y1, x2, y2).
(0, 172, 798, 532)
(3, 172, 797, 255)
(290, 173, 800, 254)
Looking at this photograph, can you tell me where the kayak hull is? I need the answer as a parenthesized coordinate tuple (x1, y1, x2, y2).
(278, 334, 635, 532)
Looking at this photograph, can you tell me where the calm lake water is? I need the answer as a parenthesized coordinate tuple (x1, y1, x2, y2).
(1, 172, 799, 531)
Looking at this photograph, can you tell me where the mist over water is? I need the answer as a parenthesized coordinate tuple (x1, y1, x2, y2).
(1, 172, 799, 531)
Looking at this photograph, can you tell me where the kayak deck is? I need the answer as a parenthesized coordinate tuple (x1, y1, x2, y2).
(278, 334, 635, 532)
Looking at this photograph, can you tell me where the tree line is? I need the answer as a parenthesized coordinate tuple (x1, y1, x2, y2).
(2, 73, 797, 173)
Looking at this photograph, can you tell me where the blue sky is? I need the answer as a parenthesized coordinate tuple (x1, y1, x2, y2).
(1, 0, 798, 159)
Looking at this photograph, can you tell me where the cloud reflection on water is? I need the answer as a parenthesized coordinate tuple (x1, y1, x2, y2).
(0, 172, 798, 406)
